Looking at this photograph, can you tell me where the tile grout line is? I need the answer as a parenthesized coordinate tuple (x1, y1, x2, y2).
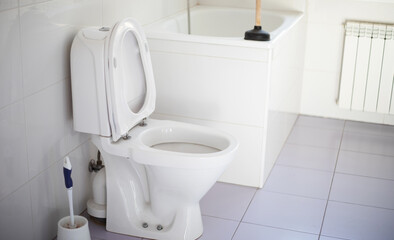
(317, 121, 346, 239)
(240, 221, 320, 236)
(328, 199, 394, 211)
(337, 148, 394, 159)
(275, 162, 335, 173)
(201, 213, 240, 222)
(260, 189, 329, 201)
(230, 188, 258, 240)
(334, 171, 394, 182)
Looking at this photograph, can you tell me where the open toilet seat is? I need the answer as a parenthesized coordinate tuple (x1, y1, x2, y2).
(104, 118, 238, 169)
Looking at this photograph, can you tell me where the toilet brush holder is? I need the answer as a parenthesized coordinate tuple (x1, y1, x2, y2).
(57, 215, 91, 240)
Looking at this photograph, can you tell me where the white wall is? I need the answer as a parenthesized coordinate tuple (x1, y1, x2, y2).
(103, 0, 198, 26)
(300, 0, 394, 124)
(0, 0, 191, 239)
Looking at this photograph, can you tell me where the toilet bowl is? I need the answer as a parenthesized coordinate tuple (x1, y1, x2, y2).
(70, 18, 238, 240)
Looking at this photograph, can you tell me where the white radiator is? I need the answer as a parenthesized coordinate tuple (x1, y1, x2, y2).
(338, 21, 394, 114)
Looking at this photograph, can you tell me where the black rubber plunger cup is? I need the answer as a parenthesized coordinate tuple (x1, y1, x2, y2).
(245, 26, 270, 41)
(244, 0, 270, 41)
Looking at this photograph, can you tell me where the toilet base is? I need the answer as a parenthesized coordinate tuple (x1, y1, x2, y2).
(107, 204, 203, 240)
(93, 136, 205, 240)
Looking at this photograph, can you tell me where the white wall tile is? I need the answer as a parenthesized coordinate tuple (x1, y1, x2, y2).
(300, 0, 394, 123)
(0, 8, 23, 108)
(0, 184, 34, 240)
(29, 166, 59, 240)
(300, 70, 385, 123)
(303, 23, 344, 73)
(103, 0, 197, 26)
(20, 0, 102, 96)
(0, 101, 28, 200)
(25, 80, 89, 178)
(68, 141, 92, 215)
(307, 0, 394, 25)
(19, 0, 50, 7)
(0, 0, 18, 11)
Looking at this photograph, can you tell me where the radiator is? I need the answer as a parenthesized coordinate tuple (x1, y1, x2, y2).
(338, 21, 394, 114)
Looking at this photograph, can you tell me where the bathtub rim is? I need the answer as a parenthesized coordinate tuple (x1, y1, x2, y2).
(144, 5, 304, 49)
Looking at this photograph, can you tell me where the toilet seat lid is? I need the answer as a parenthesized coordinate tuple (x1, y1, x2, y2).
(106, 18, 156, 141)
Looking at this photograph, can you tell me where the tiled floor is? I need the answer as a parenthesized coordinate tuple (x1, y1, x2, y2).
(86, 116, 394, 240)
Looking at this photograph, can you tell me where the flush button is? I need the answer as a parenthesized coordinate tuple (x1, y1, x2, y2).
(99, 27, 110, 31)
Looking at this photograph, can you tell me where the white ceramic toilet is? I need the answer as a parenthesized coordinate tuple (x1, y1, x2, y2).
(70, 18, 238, 240)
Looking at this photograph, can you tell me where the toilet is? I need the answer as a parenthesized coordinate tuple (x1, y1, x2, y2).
(70, 18, 238, 240)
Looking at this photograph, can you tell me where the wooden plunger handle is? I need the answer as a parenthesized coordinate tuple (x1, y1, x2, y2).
(255, 0, 261, 26)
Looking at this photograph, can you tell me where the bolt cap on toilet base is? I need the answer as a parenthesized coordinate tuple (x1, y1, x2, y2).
(244, 26, 270, 41)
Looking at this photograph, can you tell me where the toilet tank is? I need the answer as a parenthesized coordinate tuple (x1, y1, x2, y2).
(70, 27, 111, 137)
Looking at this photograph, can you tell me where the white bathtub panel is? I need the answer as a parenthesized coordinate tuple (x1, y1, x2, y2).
(270, 15, 305, 114)
(152, 113, 264, 187)
(148, 38, 270, 62)
(151, 52, 269, 127)
(263, 110, 298, 184)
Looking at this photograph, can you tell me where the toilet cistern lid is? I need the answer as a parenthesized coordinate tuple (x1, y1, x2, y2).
(105, 18, 156, 142)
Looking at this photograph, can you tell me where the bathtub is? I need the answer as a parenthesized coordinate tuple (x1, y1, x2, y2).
(145, 6, 302, 46)
(145, 5, 306, 188)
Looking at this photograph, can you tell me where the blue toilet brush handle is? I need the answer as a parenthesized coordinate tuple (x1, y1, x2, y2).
(63, 167, 73, 188)
(63, 156, 75, 228)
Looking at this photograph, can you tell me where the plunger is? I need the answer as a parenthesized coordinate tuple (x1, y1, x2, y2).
(244, 0, 270, 41)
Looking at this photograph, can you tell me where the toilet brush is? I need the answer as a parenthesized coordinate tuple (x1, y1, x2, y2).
(244, 0, 270, 41)
(63, 156, 75, 228)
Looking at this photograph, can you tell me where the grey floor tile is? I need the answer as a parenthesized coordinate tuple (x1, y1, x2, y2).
(233, 222, 318, 240)
(330, 173, 394, 209)
(198, 216, 239, 240)
(322, 201, 394, 240)
(336, 150, 394, 180)
(345, 121, 394, 137)
(200, 182, 256, 221)
(263, 165, 333, 199)
(276, 144, 338, 172)
(296, 115, 345, 131)
(287, 126, 342, 149)
(243, 191, 326, 234)
(341, 131, 394, 157)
